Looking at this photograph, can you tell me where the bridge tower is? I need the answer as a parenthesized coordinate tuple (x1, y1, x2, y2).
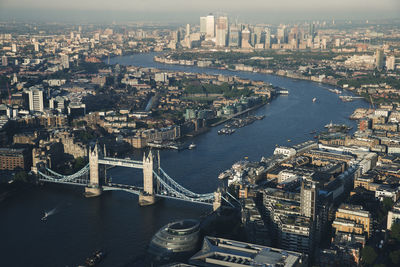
(213, 190, 222, 211)
(85, 143, 104, 197)
(139, 150, 157, 206)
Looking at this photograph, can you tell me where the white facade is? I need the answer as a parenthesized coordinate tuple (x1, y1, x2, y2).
(206, 15, 215, 39)
(273, 146, 296, 158)
(27, 88, 44, 112)
(215, 16, 228, 47)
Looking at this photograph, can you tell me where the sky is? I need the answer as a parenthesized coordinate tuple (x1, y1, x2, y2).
(0, 0, 399, 23)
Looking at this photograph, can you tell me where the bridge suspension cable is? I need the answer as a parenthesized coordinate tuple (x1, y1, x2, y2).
(158, 168, 214, 198)
(154, 171, 214, 203)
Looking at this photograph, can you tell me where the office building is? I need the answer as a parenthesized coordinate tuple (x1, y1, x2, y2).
(1, 55, 7, 66)
(148, 219, 201, 265)
(185, 24, 190, 37)
(264, 28, 271, 49)
(215, 16, 228, 47)
(229, 26, 240, 47)
(375, 48, 384, 70)
(241, 28, 251, 48)
(277, 25, 287, 44)
(190, 236, 306, 267)
(49, 96, 66, 113)
(27, 87, 44, 113)
(200, 17, 207, 35)
(300, 177, 317, 220)
(386, 55, 396, 70)
(332, 204, 371, 238)
(0, 148, 30, 171)
(205, 15, 215, 39)
(68, 102, 86, 118)
(61, 54, 69, 69)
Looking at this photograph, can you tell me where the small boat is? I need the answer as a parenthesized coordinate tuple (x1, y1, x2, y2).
(41, 212, 49, 221)
(312, 97, 317, 103)
(287, 139, 291, 142)
(188, 143, 196, 149)
(310, 130, 316, 134)
(85, 250, 106, 266)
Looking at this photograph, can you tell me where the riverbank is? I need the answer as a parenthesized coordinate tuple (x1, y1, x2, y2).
(154, 54, 339, 87)
(210, 102, 267, 127)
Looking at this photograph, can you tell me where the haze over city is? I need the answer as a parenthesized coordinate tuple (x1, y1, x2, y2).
(0, 0, 399, 23)
(2, 0, 400, 266)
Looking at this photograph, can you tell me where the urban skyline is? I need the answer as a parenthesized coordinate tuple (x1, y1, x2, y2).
(0, 0, 399, 23)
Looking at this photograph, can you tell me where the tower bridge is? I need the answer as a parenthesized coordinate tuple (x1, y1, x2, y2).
(37, 144, 227, 210)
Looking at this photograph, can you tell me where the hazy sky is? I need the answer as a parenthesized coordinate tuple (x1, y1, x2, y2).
(0, 0, 399, 23)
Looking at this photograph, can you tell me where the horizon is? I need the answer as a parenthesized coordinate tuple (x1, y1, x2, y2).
(0, 0, 399, 24)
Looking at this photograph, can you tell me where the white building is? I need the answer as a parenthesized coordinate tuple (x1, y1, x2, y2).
(215, 16, 228, 47)
(206, 15, 215, 39)
(375, 185, 399, 202)
(61, 54, 69, 69)
(27, 87, 44, 113)
(273, 146, 296, 158)
(200, 17, 207, 35)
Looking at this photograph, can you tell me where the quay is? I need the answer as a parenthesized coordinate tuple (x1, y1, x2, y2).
(210, 102, 267, 127)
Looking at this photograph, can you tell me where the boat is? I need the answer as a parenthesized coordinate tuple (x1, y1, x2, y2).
(312, 97, 317, 103)
(188, 143, 196, 149)
(287, 139, 291, 142)
(85, 250, 105, 266)
(41, 212, 49, 221)
(309, 130, 316, 134)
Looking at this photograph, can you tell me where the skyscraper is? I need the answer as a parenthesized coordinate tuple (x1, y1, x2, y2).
(206, 15, 215, 39)
(229, 26, 240, 47)
(375, 48, 384, 70)
(253, 26, 263, 45)
(300, 177, 317, 220)
(215, 16, 228, 47)
(386, 55, 396, 70)
(186, 24, 190, 37)
(27, 87, 44, 113)
(264, 28, 271, 49)
(1, 55, 7, 66)
(241, 28, 251, 48)
(277, 25, 287, 44)
(61, 54, 69, 69)
(200, 17, 207, 35)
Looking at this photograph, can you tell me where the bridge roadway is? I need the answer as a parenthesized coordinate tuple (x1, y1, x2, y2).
(98, 157, 143, 168)
(103, 183, 143, 195)
(102, 183, 213, 206)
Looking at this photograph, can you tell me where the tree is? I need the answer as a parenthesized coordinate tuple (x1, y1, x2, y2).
(361, 246, 377, 265)
(14, 171, 28, 183)
(382, 197, 394, 213)
(390, 249, 400, 265)
(73, 157, 86, 172)
(391, 222, 400, 242)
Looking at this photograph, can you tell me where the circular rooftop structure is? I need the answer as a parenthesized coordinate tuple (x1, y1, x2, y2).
(147, 219, 201, 264)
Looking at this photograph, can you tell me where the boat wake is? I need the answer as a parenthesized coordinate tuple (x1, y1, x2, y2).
(41, 208, 58, 221)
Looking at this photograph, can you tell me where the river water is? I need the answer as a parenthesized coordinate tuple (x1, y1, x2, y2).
(0, 52, 368, 267)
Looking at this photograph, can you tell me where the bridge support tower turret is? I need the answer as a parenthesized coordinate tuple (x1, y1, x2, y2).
(139, 150, 157, 206)
(85, 143, 104, 197)
(213, 190, 222, 211)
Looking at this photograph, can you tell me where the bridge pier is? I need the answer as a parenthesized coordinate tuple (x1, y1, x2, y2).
(85, 186, 102, 197)
(138, 193, 157, 206)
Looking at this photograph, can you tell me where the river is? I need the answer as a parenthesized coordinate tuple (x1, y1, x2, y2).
(0, 52, 369, 267)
